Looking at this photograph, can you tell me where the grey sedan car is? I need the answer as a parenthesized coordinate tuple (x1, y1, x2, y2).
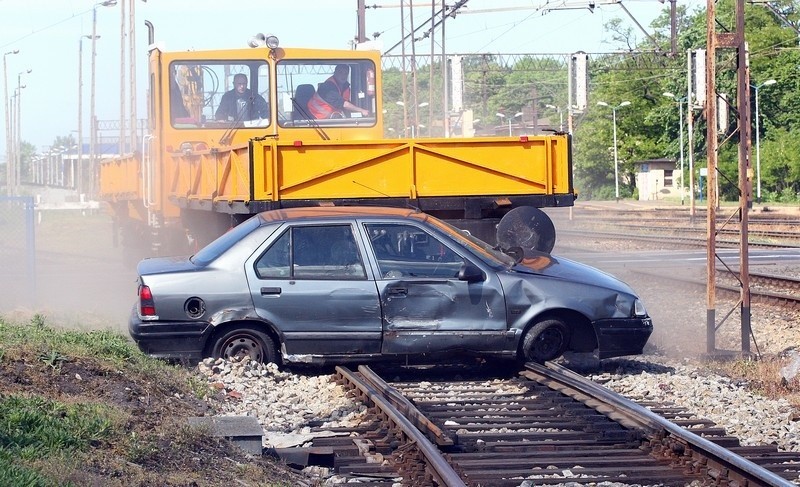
(129, 207, 652, 364)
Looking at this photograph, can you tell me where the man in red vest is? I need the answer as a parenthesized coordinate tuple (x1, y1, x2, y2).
(307, 64, 369, 119)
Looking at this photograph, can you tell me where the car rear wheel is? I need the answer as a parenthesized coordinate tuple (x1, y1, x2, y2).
(521, 318, 570, 363)
(211, 326, 278, 364)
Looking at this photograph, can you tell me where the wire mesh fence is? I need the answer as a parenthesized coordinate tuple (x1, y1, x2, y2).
(0, 196, 36, 310)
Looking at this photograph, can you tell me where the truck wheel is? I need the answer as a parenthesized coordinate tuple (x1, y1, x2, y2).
(520, 318, 570, 363)
(211, 326, 278, 365)
(496, 206, 556, 255)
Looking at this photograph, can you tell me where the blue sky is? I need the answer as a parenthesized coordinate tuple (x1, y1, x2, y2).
(1, 0, 700, 152)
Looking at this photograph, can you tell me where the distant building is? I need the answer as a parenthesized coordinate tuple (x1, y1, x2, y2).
(635, 158, 682, 201)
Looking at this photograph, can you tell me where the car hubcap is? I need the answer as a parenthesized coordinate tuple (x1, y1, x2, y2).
(533, 328, 562, 358)
(222, 335, 262, 362)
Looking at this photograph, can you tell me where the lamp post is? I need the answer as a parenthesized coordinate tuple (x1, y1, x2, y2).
(11, 84, 26, 190)
(15, 69, 31, 194)
(496, 112, 505, 134)
(397, 100, 428, 136)
(77, 34, 97, 195)
(9, 90, 17, 190)
(663, 92, 687, 205)
(496, 112, 523, 136)
(511, 112, 523, 135)
(751, 79, 777, 203)
(89, 0, 117, 198)
(3, 49, 19, 195)
(597, 100, 631, 200)
(545, 104, 564, 132)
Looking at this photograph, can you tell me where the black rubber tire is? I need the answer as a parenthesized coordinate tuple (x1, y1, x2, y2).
(521, 318, 570, 363)
(211, 326, 278, 364)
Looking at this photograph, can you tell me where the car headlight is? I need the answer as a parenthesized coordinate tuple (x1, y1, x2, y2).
(633, 299, 647, 317)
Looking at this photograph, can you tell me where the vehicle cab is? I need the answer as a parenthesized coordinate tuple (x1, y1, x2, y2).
(154, 38, 383, 150)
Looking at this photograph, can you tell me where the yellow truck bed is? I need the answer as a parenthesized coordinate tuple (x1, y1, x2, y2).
(159, 135, 572, 211)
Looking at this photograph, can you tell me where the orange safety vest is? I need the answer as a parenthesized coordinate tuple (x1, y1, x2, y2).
(307, 77, 351, 119)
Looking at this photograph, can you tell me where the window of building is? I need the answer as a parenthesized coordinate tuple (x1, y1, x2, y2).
(664, 169, 674, 187)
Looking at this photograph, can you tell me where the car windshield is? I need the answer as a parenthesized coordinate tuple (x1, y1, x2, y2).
(422, 216, 517, 268)
(191, 216, 262, 266)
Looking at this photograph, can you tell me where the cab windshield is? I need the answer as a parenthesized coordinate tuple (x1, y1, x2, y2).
(277, 60, 376, 128)
(168, 60, 270, 129)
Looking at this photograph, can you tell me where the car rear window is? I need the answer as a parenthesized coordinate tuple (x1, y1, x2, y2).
(191, 216, 262, 266)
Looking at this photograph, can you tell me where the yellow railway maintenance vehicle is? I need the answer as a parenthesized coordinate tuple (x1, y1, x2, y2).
(100, 32, 575, 262)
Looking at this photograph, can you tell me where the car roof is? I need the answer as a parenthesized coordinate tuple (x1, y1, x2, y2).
(257, 206, 424, 224)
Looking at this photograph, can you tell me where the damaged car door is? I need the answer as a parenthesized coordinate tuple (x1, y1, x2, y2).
(363, 222, 508, 355)
(245, 223, 382, 357)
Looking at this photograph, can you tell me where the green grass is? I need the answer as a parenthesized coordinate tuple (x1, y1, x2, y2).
(0, 395, 115, 458)
(0, 451, 55, 487)
(0, 314, 313, 485)
(0, 314, 209, 485)
(0, 313, 170, 373)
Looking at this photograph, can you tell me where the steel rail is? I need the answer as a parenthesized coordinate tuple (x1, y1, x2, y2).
(721, 270, 800, 292)
(557, 228, 800, 249)
(357, 365, 455, 447)
(523, 361, 795, 487)
(335, 365, 466, 487)
(714, 279, 800, 310)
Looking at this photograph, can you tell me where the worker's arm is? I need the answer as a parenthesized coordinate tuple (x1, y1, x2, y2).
(343, 100, 369, 116)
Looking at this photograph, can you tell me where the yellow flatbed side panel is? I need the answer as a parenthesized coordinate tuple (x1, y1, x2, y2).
(253, 136, 570, 202)
(99, 156, 141, 201)
(167, 144, 252, 203)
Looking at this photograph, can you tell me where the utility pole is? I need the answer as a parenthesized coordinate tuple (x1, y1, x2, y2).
(705, 0, 751, 356)
(120, 0, 126, 157)
(3, 49, 19, 195)
(687, 49, 695, 221)
(356, 0, 366, 43)
(129, 0, 137, 149)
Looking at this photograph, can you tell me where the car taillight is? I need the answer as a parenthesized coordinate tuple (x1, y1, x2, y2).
(139, 284, 157, 317)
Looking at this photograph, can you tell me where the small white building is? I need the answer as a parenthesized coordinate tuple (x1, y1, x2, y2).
(635, 158, 683, 201)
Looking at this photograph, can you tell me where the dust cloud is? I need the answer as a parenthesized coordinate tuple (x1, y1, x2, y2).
(0, 204, 137, 333)
(548, 206, 711, 359)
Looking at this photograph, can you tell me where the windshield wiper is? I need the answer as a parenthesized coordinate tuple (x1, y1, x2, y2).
(291, 96, 330, 141)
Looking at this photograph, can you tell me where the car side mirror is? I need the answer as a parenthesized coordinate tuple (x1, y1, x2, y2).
(458, 262, 484, 283)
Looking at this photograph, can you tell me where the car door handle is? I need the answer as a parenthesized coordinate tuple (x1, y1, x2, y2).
(387, 287, 407, 296)
(261, 287, 282, 296)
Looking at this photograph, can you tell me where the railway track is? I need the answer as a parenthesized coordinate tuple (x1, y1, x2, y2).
(717, 271, 800, 310)
(557, 228, 800, 250)
(554, 206, 800, 249)
(277, 363, 800, 486)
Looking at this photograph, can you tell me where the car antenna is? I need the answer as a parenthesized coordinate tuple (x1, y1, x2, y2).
(351, 180, 421, 212)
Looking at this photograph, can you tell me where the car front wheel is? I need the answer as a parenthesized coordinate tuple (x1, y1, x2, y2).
(521, 318, 570, 363)
(211, 326, 278, 364)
